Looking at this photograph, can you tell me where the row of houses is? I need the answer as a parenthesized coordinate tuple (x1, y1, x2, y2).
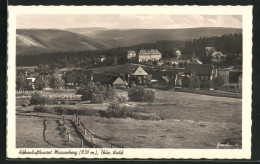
(16, 62, 242, 91)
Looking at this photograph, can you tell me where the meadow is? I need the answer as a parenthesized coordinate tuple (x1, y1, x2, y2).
(16, 89, 242, 148)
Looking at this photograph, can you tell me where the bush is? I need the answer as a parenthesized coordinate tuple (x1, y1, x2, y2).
(33, 105, 50, 113)
(194, 77, 201, 89)
(128, 86, 155, 102)
(200, 80, 214, 90)
(213, 76, 225, 88)
(181, 76, 190, 88)
(79, 83, 116, 104)
(30, 92, 53, 105)
(106, 99, 135, 118)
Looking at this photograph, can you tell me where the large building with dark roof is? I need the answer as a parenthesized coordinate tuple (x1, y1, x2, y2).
(185, 63, 215, 81)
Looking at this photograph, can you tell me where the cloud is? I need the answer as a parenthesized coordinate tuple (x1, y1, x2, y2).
(17, 14, 242, 29)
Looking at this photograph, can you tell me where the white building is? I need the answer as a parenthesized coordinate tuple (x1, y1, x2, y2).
(138, 49, 162, 62)
(127, 50, 136, 59)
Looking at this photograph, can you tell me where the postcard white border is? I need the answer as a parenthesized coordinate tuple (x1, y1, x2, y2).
(7, 6, 252, 159)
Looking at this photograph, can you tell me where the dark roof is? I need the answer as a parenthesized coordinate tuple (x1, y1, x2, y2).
(185, 64, 214, 75)
(146, 70, 177, 80)
(93, 73, 112, 83)
(89, 63, 143, 74)
(65, 70, 92, 83)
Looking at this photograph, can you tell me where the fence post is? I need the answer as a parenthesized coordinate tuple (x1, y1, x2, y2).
(84, 128, 87, 135)
(78, 119, 81, 127)
(68, 133, 71, 142)
(81, 139, 84, 148)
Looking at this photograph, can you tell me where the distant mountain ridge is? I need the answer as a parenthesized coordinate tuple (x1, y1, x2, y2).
(16, 27, 242, 55)
(65, 27, 242, 48)
(16, 29, 110, 55)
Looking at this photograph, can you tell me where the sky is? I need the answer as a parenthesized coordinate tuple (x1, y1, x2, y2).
(16, 15, 242, 29)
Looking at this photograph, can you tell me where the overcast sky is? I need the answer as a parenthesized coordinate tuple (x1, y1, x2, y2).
(17, 15, 242, 29)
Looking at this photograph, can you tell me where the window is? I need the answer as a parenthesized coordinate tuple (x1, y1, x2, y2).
(205, 76, 208, 80)
(67, 82, 74, 86)
(201, 76, 204, 80)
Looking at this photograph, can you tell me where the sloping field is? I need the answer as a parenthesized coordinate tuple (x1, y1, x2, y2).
(16, 114, 79, 148)
(16, 29, 110, 55)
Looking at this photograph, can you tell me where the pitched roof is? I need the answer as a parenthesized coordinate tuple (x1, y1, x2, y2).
(110, 77, 126, 85)
(132, 66, 148, 76)
(139, 49, 162, 55)
(128, 50, 136, 54)
(185, 63, 214, 75)
(211, 51, 225, 57)
(190, 59, 203, 64)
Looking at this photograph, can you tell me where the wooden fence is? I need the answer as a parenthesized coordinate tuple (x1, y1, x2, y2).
(73, 114, 124, 148)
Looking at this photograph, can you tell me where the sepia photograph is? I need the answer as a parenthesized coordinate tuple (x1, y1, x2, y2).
(7, 6, 252, 159)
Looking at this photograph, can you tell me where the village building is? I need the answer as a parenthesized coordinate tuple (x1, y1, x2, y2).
(174, 49, 182, 59)
(206, 47, 216, 56)
(100, 55, 107, 63)
(127, 50, 136, 59)
(218, 68, 242, 90)
(211, 51, 226, 64)
(138, 49, 162, 63)
(64, 70, 93, 89)
(185, 63, 215, 81)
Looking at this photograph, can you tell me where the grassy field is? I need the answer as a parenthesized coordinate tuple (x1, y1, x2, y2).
(16, 114, 79, 148)
(16, 89, 242, 148)
(74, 90, 241, 148)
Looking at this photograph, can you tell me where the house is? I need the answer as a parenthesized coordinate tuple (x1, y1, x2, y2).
(64, 70, 93, 89)
(211, 51, 226, 63)
(185, 63, 214, 81)
(93, 74, 127, 88)
(206, 47, 216, 56)
(100, 55, 107, 63)
(218, 68, 242, 86)
(138, 49, 162, 63)
(127, 50, 136, 59)
(174, 49, 182, 59)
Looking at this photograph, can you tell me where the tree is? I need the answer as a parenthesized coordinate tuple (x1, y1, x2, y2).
(50, 76, 65, 89)
(35, 77, 50, 90)
(16, 76, 26, 91)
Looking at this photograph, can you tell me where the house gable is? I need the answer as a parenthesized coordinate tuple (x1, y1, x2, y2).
(132, 66, 148, 76)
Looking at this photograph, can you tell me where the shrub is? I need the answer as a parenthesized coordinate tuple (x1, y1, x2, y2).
(182, 76, 190, 88)
(79, 83, 116, 104)
(30, 92, 53, 105)
(213, 76, 225, 88)
(106, 99, 135, 118)
(33, 105, 50, 113)
(104, 85, 116, 101)
(194, 77, 201, 89)
(115, 95, 127, 103)
(128, 86, 155, 102)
